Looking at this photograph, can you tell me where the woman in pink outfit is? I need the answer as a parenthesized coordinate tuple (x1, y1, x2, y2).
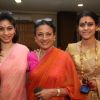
(0, 11, 29, 100)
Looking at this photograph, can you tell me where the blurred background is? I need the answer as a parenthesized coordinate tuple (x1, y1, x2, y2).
(0, 0, 100, 50)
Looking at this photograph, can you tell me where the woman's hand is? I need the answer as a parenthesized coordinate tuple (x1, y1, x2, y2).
(35, 89, 57, 100)
(81, 75, 97, 91)
(88, 79, 97, 91)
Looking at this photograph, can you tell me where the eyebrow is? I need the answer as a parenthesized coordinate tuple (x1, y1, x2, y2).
(0, 25, 13, 27)
(80, 21, 94, 23)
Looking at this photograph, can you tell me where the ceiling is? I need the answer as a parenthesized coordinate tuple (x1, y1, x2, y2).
(0, 0, 100, 14)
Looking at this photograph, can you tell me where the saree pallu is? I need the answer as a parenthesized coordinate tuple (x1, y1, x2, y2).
(27, 47, 86, 100)
(66, 40, 100, 100)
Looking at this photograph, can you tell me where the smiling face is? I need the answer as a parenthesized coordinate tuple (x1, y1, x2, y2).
(34, 24, 56, 50)
(0, 19, 16, 44)
(78, 16, 97, 40)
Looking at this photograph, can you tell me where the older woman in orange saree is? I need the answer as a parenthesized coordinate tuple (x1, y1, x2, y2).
(27, 18, 86, 100)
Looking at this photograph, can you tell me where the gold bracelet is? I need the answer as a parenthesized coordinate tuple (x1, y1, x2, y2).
(56, 89, 61, 96)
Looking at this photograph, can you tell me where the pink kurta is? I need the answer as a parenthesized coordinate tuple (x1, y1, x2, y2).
(0, 43, 29, 100)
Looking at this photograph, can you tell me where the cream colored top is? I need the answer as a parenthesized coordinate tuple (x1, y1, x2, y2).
(66, 40, 100, 100)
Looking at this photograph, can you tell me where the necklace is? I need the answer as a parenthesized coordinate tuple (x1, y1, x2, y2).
(35, 49, 45, 60)
(80, 40, 98, 76)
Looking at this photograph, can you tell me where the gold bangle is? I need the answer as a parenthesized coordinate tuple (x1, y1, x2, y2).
(56, 89, 61, 96)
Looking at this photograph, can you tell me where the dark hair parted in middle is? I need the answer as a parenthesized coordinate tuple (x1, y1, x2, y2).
(34, 19, 56, 35)
(76, 10, 99, 25)
(0, 11, 19, 43)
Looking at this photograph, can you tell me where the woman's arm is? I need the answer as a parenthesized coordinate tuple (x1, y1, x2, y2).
(34, 88, 68, 100)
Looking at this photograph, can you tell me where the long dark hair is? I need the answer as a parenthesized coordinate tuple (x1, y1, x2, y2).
(76, 10, 99, 25)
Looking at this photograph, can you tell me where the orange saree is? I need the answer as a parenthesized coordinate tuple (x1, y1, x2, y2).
(27, 47, 86, 100)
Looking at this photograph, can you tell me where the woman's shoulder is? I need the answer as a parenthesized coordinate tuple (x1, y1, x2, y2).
(66, 41, 81, 53)
(27, 51, 38, 61)
(67, 41, 80, 48)
(27, 51, 39, 71)
(15, 43, 29, 51)
(54, 47, 71, 57)
(54, 48, 75, 62)
(66, 41, 80, 49)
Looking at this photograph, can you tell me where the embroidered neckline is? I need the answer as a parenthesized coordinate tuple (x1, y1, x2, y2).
(80, 40, 98, 76)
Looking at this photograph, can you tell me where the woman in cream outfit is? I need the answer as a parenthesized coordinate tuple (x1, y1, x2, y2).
(66, 10, 100, 100)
